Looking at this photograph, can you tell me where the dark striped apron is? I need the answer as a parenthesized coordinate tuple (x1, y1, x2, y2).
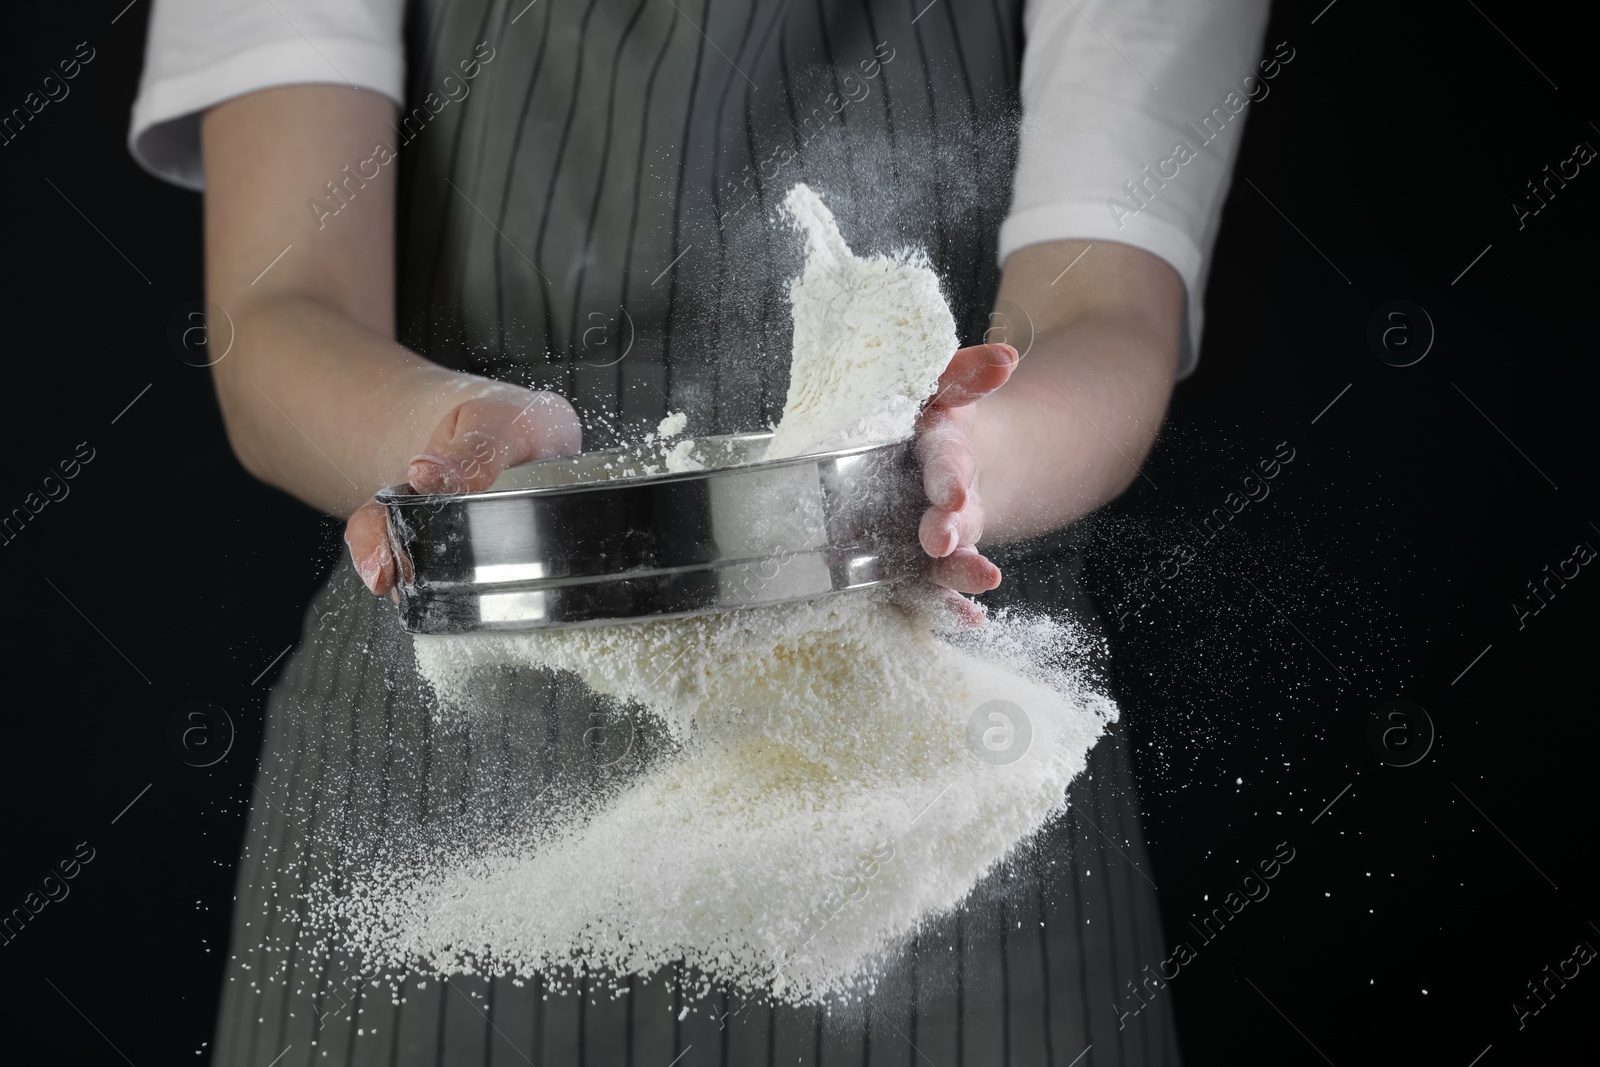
(212, 2, 1181, 1064)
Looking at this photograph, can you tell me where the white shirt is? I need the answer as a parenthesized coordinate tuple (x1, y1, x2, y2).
(129, 0, 1271, 376)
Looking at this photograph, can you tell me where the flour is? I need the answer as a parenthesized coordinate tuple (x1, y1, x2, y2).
(655, 410, 703, 472)
(766, 184, 957, 460)
(334, 183, 1114, 1003)
(662, 437, 703, 473)
(377, 591, 1110, 1000)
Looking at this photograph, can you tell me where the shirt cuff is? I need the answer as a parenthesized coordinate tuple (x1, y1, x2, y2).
(129, 38, 405, 191)
(998, 201, 1206, 379)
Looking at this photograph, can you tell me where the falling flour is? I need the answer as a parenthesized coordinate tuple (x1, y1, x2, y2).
(766, 184, 957, 460)
(334, 184, 1115, 1004)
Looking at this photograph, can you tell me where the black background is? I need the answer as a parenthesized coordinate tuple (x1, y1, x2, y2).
(1, 1, 1594, 1063)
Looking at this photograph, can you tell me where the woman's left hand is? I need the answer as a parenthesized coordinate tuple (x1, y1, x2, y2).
(915, 342, 1019, 620)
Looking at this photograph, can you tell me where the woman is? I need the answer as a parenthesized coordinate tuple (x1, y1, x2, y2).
(131, 0, 1270, 1062)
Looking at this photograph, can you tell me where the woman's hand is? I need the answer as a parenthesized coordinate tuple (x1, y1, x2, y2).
(913, 241, 1185, 625)
(916, 342, 1020, 619)
(344, 386, 581, 596)
(202, 85, 582, 593)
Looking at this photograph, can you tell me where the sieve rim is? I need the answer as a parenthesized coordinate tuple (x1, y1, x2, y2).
(375, 431, 913, 506)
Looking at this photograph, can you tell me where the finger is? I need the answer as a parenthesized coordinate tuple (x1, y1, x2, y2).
(916, 409, 976, 512)
(408, 391, 581, 494)
(929, 546, 1001, 594)
(919, 496, 985, 558)
(931, 586, 989, 627)
(887, 579, 988, 629)
(928, 343, 1018, 409)
(919, 505, 958, 558)
(345, 500, 397, 595)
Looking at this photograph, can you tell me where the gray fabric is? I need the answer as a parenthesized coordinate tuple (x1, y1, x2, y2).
(212, 0, 1182, 1062)
(395, 0, 1022, 444)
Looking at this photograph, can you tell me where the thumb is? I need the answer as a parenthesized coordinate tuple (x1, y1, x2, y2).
(929, 343, 1019, 409)
(407, 390, 581, 494)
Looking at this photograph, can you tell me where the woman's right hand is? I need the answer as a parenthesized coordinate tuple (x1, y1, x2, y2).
(344, 386, 581, 596)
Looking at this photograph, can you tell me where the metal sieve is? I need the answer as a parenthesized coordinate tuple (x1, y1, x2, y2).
(376, 432, 926, 634)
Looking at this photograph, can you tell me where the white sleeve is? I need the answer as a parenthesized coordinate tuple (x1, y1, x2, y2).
(1002, 0, 1275, 376)
(128, 0, 407, 191)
